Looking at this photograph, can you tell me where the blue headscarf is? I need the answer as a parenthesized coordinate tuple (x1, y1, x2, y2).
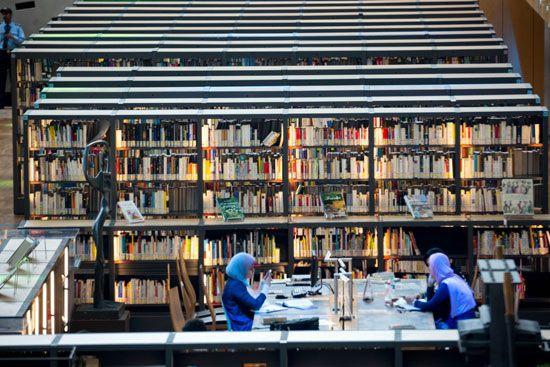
(429, 253, 476, 317)
(226, 252, 256, 287)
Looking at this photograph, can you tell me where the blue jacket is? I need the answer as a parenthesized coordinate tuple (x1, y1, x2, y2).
(0, 21, 25, 51)
(415, 282, 476, 329)
(222, 278, 266, 331)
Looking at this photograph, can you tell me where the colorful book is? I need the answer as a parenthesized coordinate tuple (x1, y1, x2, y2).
(118, 200, 145, 223)
(404, 194, 433, 219)
(320, 192, 347, 219)
(502, 179, 534, 217)
(216, 197, 245, 221)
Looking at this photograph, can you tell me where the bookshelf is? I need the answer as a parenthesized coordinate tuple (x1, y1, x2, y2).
(20, 107, 548, 311)
(11, 0, 506, 214)
(12, 0, 550, 326)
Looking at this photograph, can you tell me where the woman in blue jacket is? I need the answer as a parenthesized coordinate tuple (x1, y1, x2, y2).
(414, 252, 476, 329)
(222, 252, 271, 331)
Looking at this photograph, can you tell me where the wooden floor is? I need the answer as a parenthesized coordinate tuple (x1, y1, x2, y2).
(0, 107, 23, 226)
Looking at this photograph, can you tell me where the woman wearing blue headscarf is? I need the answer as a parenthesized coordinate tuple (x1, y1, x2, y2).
(414, 253, 476, 329)
(222, 252, 271, 331)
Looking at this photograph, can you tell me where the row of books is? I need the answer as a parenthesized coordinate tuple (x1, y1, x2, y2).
(459, 148, 540, 178)
(383, 228, 421, 256)
(292, 226, 377, 259)
(203, 269, 225, 305)
(116, 152, 198, 181)
(17, 86, 41, 109)
(116, 120, 197, 148)
(376, 187, 456, 213)
(289, 148, 369, 180)
(72, 235, 96, 261)
(290, 185, 370, 214)
(29, 155, 85, 182)
(367, 56, 495, 65)
(30, 181, 541, 217)
(288, 118, 369, 147)
(373, 118, 455, 146)
(203, 150, 283, 180)
(113, 231, 199, 261)
(118, 186, 198, 214)
(14, 54, 500, 109)
(27, 150, 542, 185)
(74, 279, 94, 305)
(461, 186, 502, 213)
(16, 58, 53, 83)
(374, 149, 454, 179)
(202, 119, 283, 148)
(385, 259, 427, 274)
(115, 279, 168, 305)
(30, 186, 538, 217)
(28, 119, 541, 153)
(474, 229, 550, 256)
(460, 120, 541, 146)
(17, 55, 498, 85)
(203, 187, 285, 215)
(203, 232, 282, 266)
(28, 122, 89, 149)
(29, 186, 101, 216)
(290, 227, 435, 261)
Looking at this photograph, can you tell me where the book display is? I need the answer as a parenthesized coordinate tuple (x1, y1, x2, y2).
(13, 0, 550, 324)
(404, 194, 434, 219)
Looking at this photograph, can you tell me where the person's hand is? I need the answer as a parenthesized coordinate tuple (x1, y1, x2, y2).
(427, 274, 436, 287)
(259, 271, 272, 295)
(6, 34, 15, 40)
(262, 270, 272, 286)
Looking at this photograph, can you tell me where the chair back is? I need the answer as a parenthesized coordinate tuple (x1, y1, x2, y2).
(176, 255, 196, 320)
(200, 266, 217, 331)
(168, 287, 186, 332)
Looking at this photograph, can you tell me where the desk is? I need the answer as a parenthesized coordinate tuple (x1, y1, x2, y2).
(0, 229, 78, 334)
(253, 279, 435, 331)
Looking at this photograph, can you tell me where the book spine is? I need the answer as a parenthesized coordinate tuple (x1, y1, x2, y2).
(204, 232, 281, 266)
(293, 227, 377, 258)
(204, 185, 284, 215)
(474, 229, 549, 256)
(113, 231, 199, 261)
(374, 147, 454, 179)
(375, 183, 455, 214)
(289, 147, 369, 180)
(114, 279, 167, 305)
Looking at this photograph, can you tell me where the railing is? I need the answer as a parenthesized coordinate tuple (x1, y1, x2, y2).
(526, 0, 550, 24)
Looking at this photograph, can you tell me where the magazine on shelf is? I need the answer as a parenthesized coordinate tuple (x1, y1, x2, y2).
(502, 179, 534, 217)
(404, 194, 433, 219)
(217, 197, 245, 222)
(320, 192, 347, 219)
(117, 201, 145, 223)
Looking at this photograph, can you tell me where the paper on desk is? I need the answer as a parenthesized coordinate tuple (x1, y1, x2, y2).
(394, 297, 420, 311)
(256, 302, 286, 314)
(282, 299, 315, 310)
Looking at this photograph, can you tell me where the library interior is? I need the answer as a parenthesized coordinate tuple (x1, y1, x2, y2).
(0, 0, 549, 366)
